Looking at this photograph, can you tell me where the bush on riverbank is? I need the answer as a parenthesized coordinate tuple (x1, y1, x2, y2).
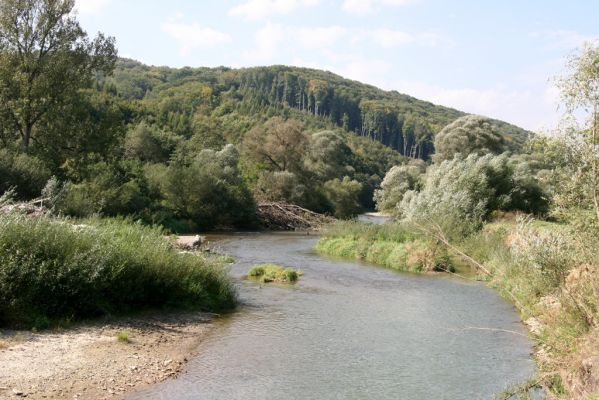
(462, 218, 599, 397)
(316, 221, 452, 273)
(0, 214, 236, 328)
(247, 264, 300, 283)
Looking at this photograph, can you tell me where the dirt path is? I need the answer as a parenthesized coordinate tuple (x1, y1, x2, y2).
(0, 312, 215, 400)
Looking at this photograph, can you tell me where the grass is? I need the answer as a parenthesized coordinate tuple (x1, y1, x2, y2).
(316, 221, 452, 273)
(0, 213, 237, 329)
(447, 218, 599, 398)
(247, 264, 300, 283)
(116, 330, 132, 344)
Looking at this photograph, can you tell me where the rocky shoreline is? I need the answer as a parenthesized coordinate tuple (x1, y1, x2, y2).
(0, 312, 215, 399)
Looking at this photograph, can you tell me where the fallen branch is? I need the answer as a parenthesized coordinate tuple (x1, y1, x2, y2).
(257, 202, 335, 231)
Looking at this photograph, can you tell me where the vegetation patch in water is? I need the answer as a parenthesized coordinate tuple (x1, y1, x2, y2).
(247, 264, 300, 283)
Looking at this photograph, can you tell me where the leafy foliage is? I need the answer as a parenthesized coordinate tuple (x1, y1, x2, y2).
(0, 214, 236, 328)
(0, 0, 117, 150)
(399, 154, 548, 238)
(0, 149, 50, 199)
(374, 160, 425, 212)
(247, 264, 299, 283)
(323, 176, 363, 218)
(433, 115, 518, 162)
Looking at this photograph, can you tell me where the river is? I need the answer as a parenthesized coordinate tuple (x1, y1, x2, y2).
(130, 232, 535, 399)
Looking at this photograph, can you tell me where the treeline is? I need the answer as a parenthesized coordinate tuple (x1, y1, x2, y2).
(106, 61, 530, 160)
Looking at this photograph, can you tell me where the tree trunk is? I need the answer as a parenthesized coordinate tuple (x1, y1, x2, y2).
(21, 124, 32, 152)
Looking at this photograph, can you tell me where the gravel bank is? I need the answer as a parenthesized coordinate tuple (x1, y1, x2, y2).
(0, 312, 215, 399)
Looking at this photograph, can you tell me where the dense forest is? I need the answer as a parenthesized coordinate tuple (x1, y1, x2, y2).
(0, 50, 532, 231)
(108, 59, 530, 159)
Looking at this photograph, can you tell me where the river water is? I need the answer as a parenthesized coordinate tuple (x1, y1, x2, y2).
(130, 232, 535, 400)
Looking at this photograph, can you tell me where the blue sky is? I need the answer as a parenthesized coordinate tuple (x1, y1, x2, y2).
(75, 0, 598, 131)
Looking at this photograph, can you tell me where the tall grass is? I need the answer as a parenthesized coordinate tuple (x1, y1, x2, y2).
(0, 214, 236, 328)
(316, 221, 451, 273)
(458, 219, 599, 397)
(321, 220, 418, 243)
(247, 264, 300, 283)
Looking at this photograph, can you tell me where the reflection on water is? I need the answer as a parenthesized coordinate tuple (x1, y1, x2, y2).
(130, 233, 535, 400)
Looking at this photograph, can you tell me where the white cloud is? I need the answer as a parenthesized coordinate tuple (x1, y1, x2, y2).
(372, 29, 414, 47)
(370, 29, 452, 48)
(530, 30, 599, 50)
(242, 23, 286, 63)
(394, 80, 561, 131)
(75, 0, 112, 15)
(161, 20, 231, 56)
(296, 26, 347, 50)
(342, 0, 374, 15)
(229, 0, 320, 21)
(342, 0, 416, 15)
(242, 24, 349, 63)
(242, 24, 443, 64)
(335, 59, 393, 89)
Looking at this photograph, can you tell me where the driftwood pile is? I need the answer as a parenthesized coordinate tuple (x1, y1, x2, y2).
(0, 198, 49, 217)
(257, 202, 335, 231)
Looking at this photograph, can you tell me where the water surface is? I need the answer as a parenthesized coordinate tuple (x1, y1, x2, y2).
(131, 233, 534, 400)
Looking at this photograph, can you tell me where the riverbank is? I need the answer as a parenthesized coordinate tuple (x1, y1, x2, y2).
(0, 312, 215, 400)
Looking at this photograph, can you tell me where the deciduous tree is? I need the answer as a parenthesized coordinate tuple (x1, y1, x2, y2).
(0, 0, 117, 151)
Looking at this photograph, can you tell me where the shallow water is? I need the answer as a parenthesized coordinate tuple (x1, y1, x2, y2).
(357, 213, 391, 224)
(130, 232, 535, 400)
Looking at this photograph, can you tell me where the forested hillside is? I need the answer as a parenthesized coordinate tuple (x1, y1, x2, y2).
(0, 49, 532, 231)
(106, 59, 530, 160)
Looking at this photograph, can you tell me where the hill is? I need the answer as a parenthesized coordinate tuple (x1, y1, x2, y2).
(106, 59, 530, 160)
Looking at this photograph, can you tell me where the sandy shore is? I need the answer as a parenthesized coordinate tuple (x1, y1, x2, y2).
(0, 312, 215, 400)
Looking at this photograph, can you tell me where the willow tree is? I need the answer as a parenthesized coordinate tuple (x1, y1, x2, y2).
(555, 43, 599, 223)
(433, 115, 507, 162)
(0, 0, 117, 151)
(243, 117, 308, 173)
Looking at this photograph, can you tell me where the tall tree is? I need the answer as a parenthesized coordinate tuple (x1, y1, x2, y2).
(243, 117, 308, 173)
(556, 42, 599, 222)
(0, 0, 116, 151)
(433, 115, 507, 162)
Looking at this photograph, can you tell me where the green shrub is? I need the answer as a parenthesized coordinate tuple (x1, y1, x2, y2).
(399, 154, 548, 239)
(117, 330, 132, 344)
(373, 161, 425, 212)
(0, 214, 236, 328)
(57, 161, 152, 218)
(247, 264, 300, 283)
(323, 176, 363, 218)
(158, 144, 258, 230)
(0, 149, 51, 199)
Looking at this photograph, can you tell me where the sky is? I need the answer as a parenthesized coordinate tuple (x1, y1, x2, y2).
(74, 0, 599, 132)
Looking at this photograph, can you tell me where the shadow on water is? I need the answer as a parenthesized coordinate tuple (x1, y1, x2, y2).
(130, 232, 536, 400)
